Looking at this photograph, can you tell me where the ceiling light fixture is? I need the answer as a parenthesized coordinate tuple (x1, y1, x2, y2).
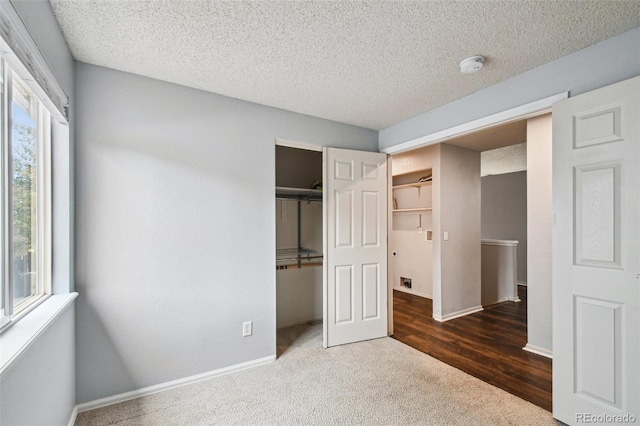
(459, 55, 485, 74)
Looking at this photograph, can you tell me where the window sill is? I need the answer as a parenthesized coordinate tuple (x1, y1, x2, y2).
(0, 292, 78, 377)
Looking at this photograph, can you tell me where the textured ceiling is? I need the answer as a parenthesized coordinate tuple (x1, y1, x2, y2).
(481, 142, 527, 177)
(50, 1, 640, 130)
(445, 119, 527, 152)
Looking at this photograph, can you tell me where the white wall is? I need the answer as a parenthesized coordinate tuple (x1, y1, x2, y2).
(481, 241, 518, 306)
(74, 62, 377, 404)
(0, 1, 76, 424)
(438, 144, 482, 319)
(526, 114, 553, 354)
(481, 171, 527, 284)
(0, 305, 76, 426)
(276, 267, 323, 328)
(391, 208, 433, 298)
(379, 28, 640, 150)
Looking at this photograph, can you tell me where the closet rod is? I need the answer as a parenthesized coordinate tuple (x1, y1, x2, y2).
(275, 186, 323, 202)
(275, 196, 322, 203)
(276, 255, 324, 262)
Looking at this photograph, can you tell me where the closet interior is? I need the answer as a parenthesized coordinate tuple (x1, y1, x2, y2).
(275, 146, 323, 329)
(390, 147, 437, 300)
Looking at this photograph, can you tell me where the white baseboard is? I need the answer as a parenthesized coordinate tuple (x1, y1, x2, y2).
(523, 344, 553, 359)
(483, 297, 521, 308)
(433, 305, 483, 322)
(483, 297, 508, 307)
(393, 286, 432, 299)
(277, 317, 322, 329)
(67, 405, 78, 426)
(76, 355, 276, 413)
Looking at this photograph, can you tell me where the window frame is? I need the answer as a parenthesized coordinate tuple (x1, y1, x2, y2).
(0, 57, 53, 330)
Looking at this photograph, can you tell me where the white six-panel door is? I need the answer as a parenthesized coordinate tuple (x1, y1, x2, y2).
(323, 147, 388, 348)
(553, 76, 639, 424)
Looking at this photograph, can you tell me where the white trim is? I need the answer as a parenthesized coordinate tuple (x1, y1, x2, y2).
(275, 137, 323, 152)
(1, 64, 12, 318)
(523, 343, 553, 359)
(0, 293, 77, 376)
(393, 286, 432, 300)
(76, 355, 276, 413)
(433, 305, 483, 322)
(517, 281, 527, 287)
(66, 406, 78, 426)
(322, 146, 328, 348)
(483, 298, 507, 307)
(0, 311, 9, 329)
(381, 92, 568, 155)
(4, 293, 50, 329)
(482, 297, 518, 307)
(277, 317, 322, 329)
(481, 239, 519, 247)
(39, 103, 53, 298)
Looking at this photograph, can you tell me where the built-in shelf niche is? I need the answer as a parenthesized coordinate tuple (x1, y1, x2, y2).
(392, 169, 432, 214)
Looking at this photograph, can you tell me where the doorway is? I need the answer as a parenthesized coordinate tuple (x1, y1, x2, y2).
(275, 142, 390, 351)
(388, 114, 553, 411)
(275, 144, 324, 351)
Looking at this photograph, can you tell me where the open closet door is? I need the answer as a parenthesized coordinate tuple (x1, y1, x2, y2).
(323, 147, 388, 348)
(552, 76, 639, 424)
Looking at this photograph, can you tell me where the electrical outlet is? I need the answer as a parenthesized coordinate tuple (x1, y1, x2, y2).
(401, 277, 412, 289)
(243, 321, 252, 337)
(418, 227, 423, 234)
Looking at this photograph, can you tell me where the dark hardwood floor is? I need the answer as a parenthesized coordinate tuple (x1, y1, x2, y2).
(392, 286, 552, 411)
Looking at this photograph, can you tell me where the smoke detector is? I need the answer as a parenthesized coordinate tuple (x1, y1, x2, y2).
(459, 56, 485, 74)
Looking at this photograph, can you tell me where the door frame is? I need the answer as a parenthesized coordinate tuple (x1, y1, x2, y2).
(382, 92, 567, 345)
(274, 139, 390, 348)
(380, 92, 567, 156)
(274, 138, 324, 336)
(276, 137, 323, 152)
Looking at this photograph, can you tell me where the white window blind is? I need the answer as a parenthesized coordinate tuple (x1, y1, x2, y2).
(0, 0, 68, 123)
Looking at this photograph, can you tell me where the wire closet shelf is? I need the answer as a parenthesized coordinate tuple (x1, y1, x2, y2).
(275, 186, 322, 202)
(275, 186, 323, 268)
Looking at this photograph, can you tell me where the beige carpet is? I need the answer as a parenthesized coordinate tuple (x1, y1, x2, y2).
(76, 324, 555, 425)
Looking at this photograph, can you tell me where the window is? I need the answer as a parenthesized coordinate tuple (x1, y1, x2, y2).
(0, 55, 52, 329)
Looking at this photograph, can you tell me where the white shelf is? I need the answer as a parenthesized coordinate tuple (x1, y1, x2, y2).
(277, 247, 316, 257)
(392, 208, 432, 213)
(275, 186, 322, 202)
(276, 247, 322, 262)
(392, 169, 432, 215)
(392, 181, 432, 190)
